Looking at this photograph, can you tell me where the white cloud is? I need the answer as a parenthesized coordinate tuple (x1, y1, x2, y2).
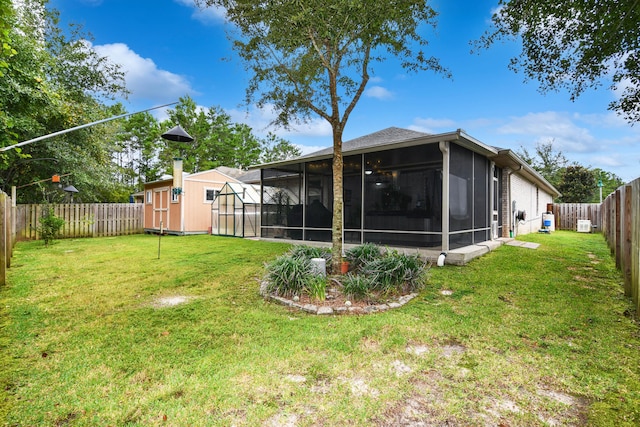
(92, 42, 195, 103)
(296, 144, 329, 155)
(365, 86, 394, 100)
(589, 154, 626, 168)
(497, 111, 596, 153)
(227, 104, 332, 139)
(408, 117, 457, 134)
(174, 0, 226, 24)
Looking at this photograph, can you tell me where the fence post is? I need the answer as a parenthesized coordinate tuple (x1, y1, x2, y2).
(623, 186, 633, 298)
(615, 190, 621, 269)
(632, 180, 640, 313)
(5, 194, 11, 268)
(0, 192, 6, 285)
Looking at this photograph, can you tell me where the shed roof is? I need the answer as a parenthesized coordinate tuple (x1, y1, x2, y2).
(144, 166, 245, 186)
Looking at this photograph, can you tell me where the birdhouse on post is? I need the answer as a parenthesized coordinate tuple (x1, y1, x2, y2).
(172, 157, 183, 195)
(160, 125, 194, 196)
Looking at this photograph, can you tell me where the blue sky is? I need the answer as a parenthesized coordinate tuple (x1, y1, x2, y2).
(48, 0, 640, 182)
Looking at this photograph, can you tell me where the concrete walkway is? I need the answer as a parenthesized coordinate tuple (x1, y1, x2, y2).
(259, 236, 540, 266)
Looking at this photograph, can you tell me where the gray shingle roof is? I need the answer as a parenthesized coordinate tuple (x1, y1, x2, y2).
(215, 166, 247, 180)
(300, 127, 430, 158)
(237, 169, 261, 184)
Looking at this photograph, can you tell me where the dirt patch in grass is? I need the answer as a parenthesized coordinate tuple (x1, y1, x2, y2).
(377, 375, 589, 426)
(149, 295, 193, 308)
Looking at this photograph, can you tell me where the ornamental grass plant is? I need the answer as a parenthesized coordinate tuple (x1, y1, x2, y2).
(264, 244, 429, 301)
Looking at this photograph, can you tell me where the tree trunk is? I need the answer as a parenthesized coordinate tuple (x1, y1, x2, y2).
(331, 132, 344, 274)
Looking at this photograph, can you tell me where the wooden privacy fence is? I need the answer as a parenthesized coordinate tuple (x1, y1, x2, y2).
(601, 178, 640, 314)
(550, 203, 602, 231)
(15, 203, 144, 241)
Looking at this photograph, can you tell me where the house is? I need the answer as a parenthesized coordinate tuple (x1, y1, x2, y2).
(258, 127, 560, 264)
(143, 166, 249, 235)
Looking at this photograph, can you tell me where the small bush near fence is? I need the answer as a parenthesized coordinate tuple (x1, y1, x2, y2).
(37, 206, 66, 246)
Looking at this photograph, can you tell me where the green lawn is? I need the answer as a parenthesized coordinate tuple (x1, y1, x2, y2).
(1, 232, 639, 426)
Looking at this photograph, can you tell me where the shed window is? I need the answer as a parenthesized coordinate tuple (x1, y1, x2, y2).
(171, 190, 179, 203)
(205, 188, 219, 202)
(146, 190, 152, 204)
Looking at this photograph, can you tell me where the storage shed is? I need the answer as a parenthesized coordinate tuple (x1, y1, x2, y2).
(143, 166, 249, 235)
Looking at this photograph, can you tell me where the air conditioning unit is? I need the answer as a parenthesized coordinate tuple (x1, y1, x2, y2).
(577, 220, 592, 233)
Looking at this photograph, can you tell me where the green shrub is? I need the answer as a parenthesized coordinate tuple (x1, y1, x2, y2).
(345, 243, 381, 272)
(304, 274, 327, 301)
(37, 207, 66, 246)
(362, 250, 429, 295)
(289, 245, 331, 262)
(341, 273, 374, 301)
(264, 255, 313, 297)
(264, 244, 429, 302)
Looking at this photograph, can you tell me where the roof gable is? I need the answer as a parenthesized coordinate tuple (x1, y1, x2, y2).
(301, 127, 430, 158)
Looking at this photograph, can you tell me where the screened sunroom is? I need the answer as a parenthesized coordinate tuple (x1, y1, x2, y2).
(260, 128, 514, 251)
(211, 182, 260, 238)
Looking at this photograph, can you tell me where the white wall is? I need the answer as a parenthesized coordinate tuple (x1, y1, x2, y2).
(510, 173, 554, 236)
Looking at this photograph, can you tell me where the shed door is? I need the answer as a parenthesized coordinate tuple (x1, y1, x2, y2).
(218, 193, 235, 236)
(153, 188, 169, 230)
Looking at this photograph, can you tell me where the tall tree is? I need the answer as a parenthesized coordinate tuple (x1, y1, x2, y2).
(259, 133, 302, 163)
(115, 110, 163, 191)
(557, 165, 596, 203)
(159, 96, 298, 173)
(0, 0, 15, 76)
(1, 0, 128, 202)
(479, 0, 640, 123)
(197, 0, 448, 272)
(160, 96, 264, 173)
(518, 140, 568, 189)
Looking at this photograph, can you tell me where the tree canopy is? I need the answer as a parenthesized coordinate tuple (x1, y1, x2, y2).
(557, 165, 596, 203)
(518, 140, 568, 190)
(1, 0, 128, 202)
(1, 1, 299, 203)
(197, 0, 448, 271)
(0, 0, 15, 76)
(156, 96, 301, 178)
(479, 0, 640, 123)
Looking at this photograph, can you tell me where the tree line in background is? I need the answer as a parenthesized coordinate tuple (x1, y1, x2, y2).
(518, 141, 624, 203)
(0, 0, 300, 204)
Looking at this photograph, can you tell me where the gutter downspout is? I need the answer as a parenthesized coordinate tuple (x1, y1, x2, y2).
(439, 141, 450, 252)
(506, 165, 523, 237)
